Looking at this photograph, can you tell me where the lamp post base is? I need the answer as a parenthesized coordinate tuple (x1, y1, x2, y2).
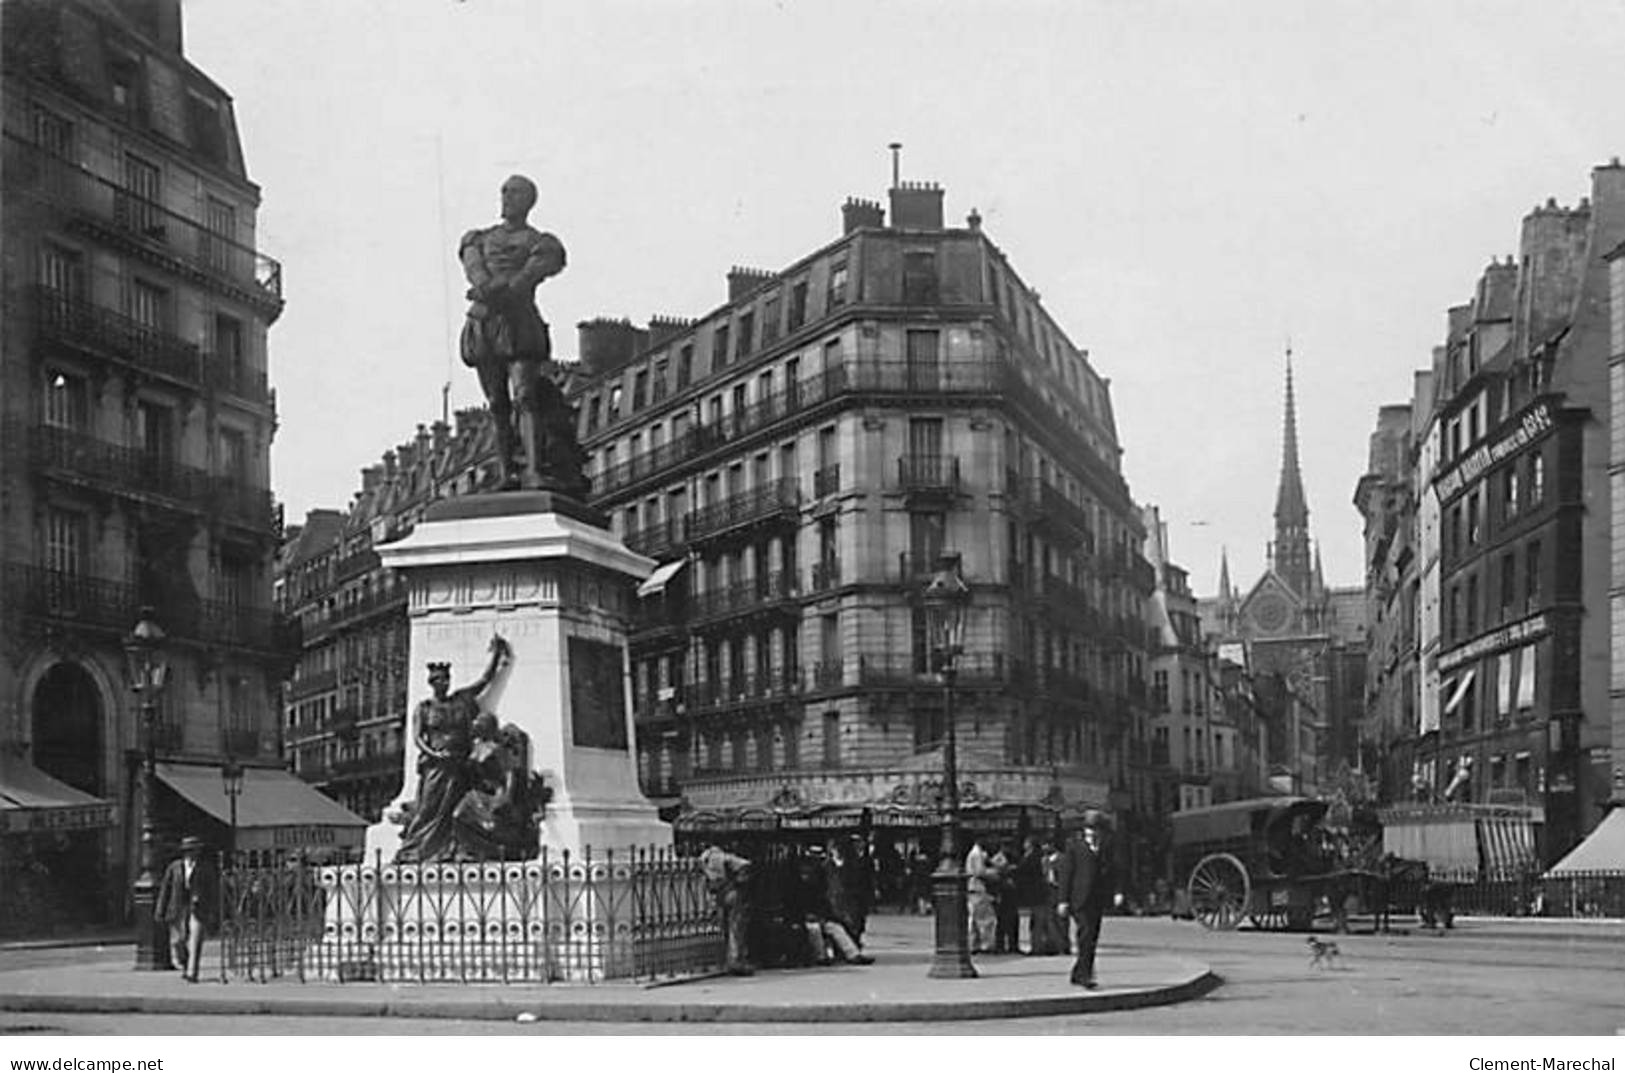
(131, 889, 169, 972)
(927, 865, 977, 979)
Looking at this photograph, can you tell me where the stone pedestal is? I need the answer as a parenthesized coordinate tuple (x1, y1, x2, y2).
(367, 494, 670, 861)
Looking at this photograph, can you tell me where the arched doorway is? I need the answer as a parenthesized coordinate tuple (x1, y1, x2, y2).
(32, 661, 104, 795)
(23, 661, 111, 930)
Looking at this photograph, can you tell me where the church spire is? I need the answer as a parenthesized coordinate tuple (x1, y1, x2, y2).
(1218, 546, 1233, 602)
(1273, 348, 1314, 597)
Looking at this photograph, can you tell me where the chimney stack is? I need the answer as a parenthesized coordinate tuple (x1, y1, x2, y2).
(648, 315, 696, 347)
(842, 197, 884, 233)
(727, 266, 773, 302)
(889, 180, 944, 231)
(577, 317, 647, 376)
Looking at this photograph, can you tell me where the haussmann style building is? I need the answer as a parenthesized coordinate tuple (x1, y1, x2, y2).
(0, 0, 360, 936)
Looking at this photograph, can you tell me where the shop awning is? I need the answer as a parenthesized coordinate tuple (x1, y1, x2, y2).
(156, 762, 366, 853)
(636, 559, 687, 598)
(0, 753, 116, 834)
(1545, 807, 1625, 876)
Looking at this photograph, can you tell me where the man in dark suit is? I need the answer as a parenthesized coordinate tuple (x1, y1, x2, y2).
(1055, 810, 1114, 989)
(155, 835, 219, 982)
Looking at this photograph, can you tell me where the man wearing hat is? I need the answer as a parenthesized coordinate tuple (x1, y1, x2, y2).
(1055, 810, 1115, 988)
(155, 835, 219, 982)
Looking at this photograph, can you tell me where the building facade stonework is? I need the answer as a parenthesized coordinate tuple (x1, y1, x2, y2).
(1, 0, 287, 930)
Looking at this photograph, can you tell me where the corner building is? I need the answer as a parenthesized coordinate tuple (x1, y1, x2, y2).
(572, 183, 1156, 845)
(0, 0, 311, 932)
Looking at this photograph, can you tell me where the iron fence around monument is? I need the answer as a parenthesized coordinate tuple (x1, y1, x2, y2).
(215, 846, 725, 985)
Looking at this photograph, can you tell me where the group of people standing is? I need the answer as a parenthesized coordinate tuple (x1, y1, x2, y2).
(964, 812, 1115, 988)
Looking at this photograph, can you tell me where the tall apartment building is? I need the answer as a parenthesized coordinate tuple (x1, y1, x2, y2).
(277, 412, 494, 822)
(0, 0, 330, 931)
(1363, 159, 1625, 863)
(573, 183, 1156, 849)
(1141, 504, 1270, 824)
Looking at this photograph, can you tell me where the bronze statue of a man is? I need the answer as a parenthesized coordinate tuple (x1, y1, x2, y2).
(459, 175, 589, 496)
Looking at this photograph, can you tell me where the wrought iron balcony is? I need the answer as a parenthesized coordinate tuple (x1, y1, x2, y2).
(684, 478, 800, 547)
(690, 570, 800, 626)
(810, 557, 842, 593)
(686, 670, 803, 716)
(896, 550, 961, 587)
(856, 652, 1009, 689)
(5, 134, 284, 314)
(1, 561, 283, 651)
(624, 517, 685, 560)
(27, 423, 214, 505)
(288, 668, 338, 699)
(896, 453, 961, 501)
(33, 285, 205, 387)
(213, 479, 279, 535)
(813, 463, 841, 499)
(808, 659, 846, 692)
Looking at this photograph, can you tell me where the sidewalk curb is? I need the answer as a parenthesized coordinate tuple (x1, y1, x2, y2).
(0, 970, 1221, 1024)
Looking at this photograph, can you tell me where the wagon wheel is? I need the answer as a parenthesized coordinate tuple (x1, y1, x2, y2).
(1188, 852, 1251, 931)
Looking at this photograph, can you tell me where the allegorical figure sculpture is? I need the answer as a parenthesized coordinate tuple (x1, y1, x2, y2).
(459, 174, 589, 497)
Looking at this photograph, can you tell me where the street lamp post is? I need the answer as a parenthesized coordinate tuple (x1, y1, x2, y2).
(221, 758, 244, 867)
(922, 553, 975, 979)
(123, 606, 170, 971)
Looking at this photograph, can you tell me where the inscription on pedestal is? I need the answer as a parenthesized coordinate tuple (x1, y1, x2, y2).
(569, 637, 628, 751)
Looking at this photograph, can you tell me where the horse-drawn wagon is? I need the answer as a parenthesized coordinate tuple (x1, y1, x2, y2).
(1171, 796, 1374, 931)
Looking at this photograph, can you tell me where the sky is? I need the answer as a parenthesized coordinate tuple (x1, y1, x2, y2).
(181, 0, 1625, 596)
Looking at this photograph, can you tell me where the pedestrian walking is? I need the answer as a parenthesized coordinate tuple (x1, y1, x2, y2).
(154, 835, 219, 982)
(699, 840, 755, 975)
(1056, 811, 1115, 989)
(1027, 838, 1067, 955)
(965, 837, 996, 954)
(991, 841, 1021, 954)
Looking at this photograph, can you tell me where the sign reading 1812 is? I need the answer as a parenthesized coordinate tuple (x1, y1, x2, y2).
(1433, 400, 1553, 502)
(569, 637, 629, 751)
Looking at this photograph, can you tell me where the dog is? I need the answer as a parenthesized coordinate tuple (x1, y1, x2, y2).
(1306, 936, 1340, 970)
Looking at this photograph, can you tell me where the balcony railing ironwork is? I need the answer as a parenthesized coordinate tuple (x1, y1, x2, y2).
(689, 570, 800, 625)
(6, 134, 284, 310)
(2, 562, 284, 651)
(28, 423, 215, 504)
(684, 478, 800, 546)
(896, 453, 961, 497)
(686, 670, 803, 716)
(809, 558, 841, 593)
(813, 463, 841, 499)
(624, 518, 685, 560)
(34, 285, 205, 386)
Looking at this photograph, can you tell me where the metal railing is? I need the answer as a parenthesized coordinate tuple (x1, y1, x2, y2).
(810, 558, 842, 593)
(214, 847, 724, 984)
(29, 423, 215, 503)
(813, 463, 841, 499)
(689, 570, 800, 624)
(897, 453, 960, 495)
(34, 285, 205, 386)
(6, 134, 283, 308)
(685, 478, 800, 545)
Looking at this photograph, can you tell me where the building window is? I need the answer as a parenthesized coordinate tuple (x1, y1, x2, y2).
(203, 196, 236, 271)
(826, 260, 849, 311)
(119, 153, 161, 235)
(137, 401, 174, 467)
(632, 370, 648, 411)
(763, 295, 781, 344)
(1529, 452, 1545, 506)
(737, 311, 754, 359)
(43, 371, 87, 430)
(788, 280, 808, 331)
(607, 384, 623, 424)
(712, 322, 731, 370)
(1500, 553, 1516, 617)
(909, 511, 947, 569)
(34, 106, 74, 158)
(676, 344, 693, 388)
(44, 508, 86, 576)
(822, 710, 841, 769)
(913, 707, 944, 750)
(126, 279, 170, 331)
(1466, 492, 1481, 545)
(212, 313, 246, 386)
(38, 243, 84, 299)
(902, 251, 939, 305)
(1465, 575, 1478, 635)
(586, 396, 601, 434)
(1526, 540, 1541, 605)
(220, 427, 249, 484)
(906, 329, 940, 389)
(1503, 466, 1520, 522)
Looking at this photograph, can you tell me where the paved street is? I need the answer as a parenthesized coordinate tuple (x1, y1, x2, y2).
(2, 915, 1620, 1035)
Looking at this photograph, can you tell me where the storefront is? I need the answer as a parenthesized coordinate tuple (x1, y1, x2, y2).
(0, 752, 118, 937)
(155, 761, 366, 865)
